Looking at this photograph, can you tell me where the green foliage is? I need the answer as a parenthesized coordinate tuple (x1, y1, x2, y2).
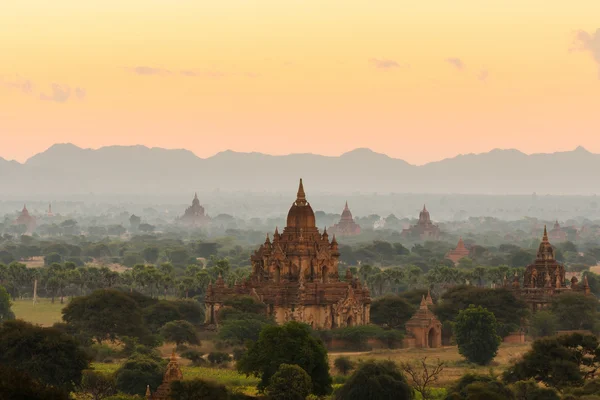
(223, 296, 267, 315)
(334, 356, 355, 376)
(208, 351, 233, 365)
(503, 333, 600, 389)
(434, 285, 528, 338)
(528, 311, 557, 338)
(160, 320, 200, 346)
(511, 380, 560, 400)
(0, 284, 15, 322)
(0, 319, 90, 392)
(334, 360, 414, 400)
(454, 304, 501, 365)
(267, 364, 312, 400)
(62, 289, 149, 343)
(170, 379, 229, 400)
(370, 295, 416, 330)
(143, 301, 184, 333)
(181, 349, 206, 366)
(79, 369, 117, 400)
(550, 291, 600, 331)
(445, 373, 513, 399)
(0, 364, 69, 400)
(114, 355, 164, 395)
(329, 325, 403, 350)
(172, 299, 205, 326)
(218, 318, 273, 345)
(237, 321, 332, 395)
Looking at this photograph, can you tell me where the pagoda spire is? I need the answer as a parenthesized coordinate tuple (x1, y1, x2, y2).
(542, 225, 549, 242)
(296, 178, 307, 205)
(344, 201, 349, 211)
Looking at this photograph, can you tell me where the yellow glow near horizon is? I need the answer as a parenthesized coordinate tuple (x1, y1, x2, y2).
(1, 0, 599, 164)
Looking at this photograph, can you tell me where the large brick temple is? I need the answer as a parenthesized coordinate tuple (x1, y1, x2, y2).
(508, 226, 590, 312)
(329, 202, 361, 236)
(204, 179, 371, 329)
(401, 205, 440, 239)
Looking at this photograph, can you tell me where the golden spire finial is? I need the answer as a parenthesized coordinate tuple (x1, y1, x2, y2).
(296, 178, 306, 204)
(543, 225, 548, 241)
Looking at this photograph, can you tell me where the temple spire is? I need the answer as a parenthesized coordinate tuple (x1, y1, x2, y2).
(145, 385, 151, 399)
(423, 204, 427, 212)
(296, 178, 307, 205)
(542, 225, 549, 242)
(344, 201, 349, 211)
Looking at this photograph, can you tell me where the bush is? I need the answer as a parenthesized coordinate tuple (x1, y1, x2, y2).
(528, 311, 558, 338)
(208, 351, 232, 365)
(181, 349, 206, 366)
(170, 379, 229, 400)
(334, 356, 355, 376)
(267, 364, 312, 400)
(334, 360, 413, 400)
(330, 325, 403, 350)
(114, 355, 164, 395)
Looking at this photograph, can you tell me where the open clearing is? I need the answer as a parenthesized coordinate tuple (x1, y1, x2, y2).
(12, 298, 65, 326)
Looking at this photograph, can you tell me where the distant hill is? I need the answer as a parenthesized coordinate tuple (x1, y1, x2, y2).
(1, 144, 599, 195)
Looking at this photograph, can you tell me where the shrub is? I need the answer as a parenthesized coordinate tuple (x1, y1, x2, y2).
(208, 351, 232, 365)
(181, 349, 206, 366)
(334, 356, 355, 376)
(267, 364, 312, 400)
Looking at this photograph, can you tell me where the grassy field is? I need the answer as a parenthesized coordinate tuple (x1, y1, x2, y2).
(12, 298, 66, 326)
(333, 342, 530, 387)
(92, 362, 261, 395)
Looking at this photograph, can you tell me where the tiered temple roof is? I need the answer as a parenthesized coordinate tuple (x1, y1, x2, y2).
(180, 193, 210, 226)
(510, 226, 590, 312)
(329, 201, 361, 236)
(205, 179, 371, 329)
(401, 205, 441, 239)
(548, 220, 567, 242)
(13, 204, 36, 233)
(446, 238, 470, 265)
(146, 351, 183, 400)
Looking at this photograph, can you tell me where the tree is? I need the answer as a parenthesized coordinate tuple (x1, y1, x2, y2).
(208, 352, 232, 365)
(551, 291, 599, 331)
(334, 356, 355, 376)
(511, 380, 560, 400)
(267, 364, 312, 400)
(0, 320, 90, 392)
(370, 295, 416, 330)
(143, 301, 184, 333)
(0, 364, 69, 400)
(79, 370, 117, 400)
(454, 304, 501, 365)
(114, 355, 164, 395)
(399, 357, 445, 400)
(0, 284, 15, 322)
(445, 373, 513, 400)
(172, 300, 205, 326)
(44, 252, 62, 266)
(503, 333, 600, 389)
(434, 286, 528, 337)
(160, 320, 200, 346)
(528, 311, 558, 338)
(142, 246, 160, 264)
(334, 360, 413, 400)
(237, 321, 332, 395)
(62, 289, 149, 343)
(170, 379, 229, 400)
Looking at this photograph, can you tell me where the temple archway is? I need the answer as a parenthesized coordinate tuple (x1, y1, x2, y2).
(346, 315, 354, 327)
(428, 327, 438, 348)
(322, 265, 329, 283)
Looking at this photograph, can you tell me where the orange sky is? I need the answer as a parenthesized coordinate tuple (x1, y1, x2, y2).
(1, 1, 599, 164)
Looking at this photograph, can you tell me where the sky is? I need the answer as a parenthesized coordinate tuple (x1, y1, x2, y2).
(1, 0, 599, 165)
